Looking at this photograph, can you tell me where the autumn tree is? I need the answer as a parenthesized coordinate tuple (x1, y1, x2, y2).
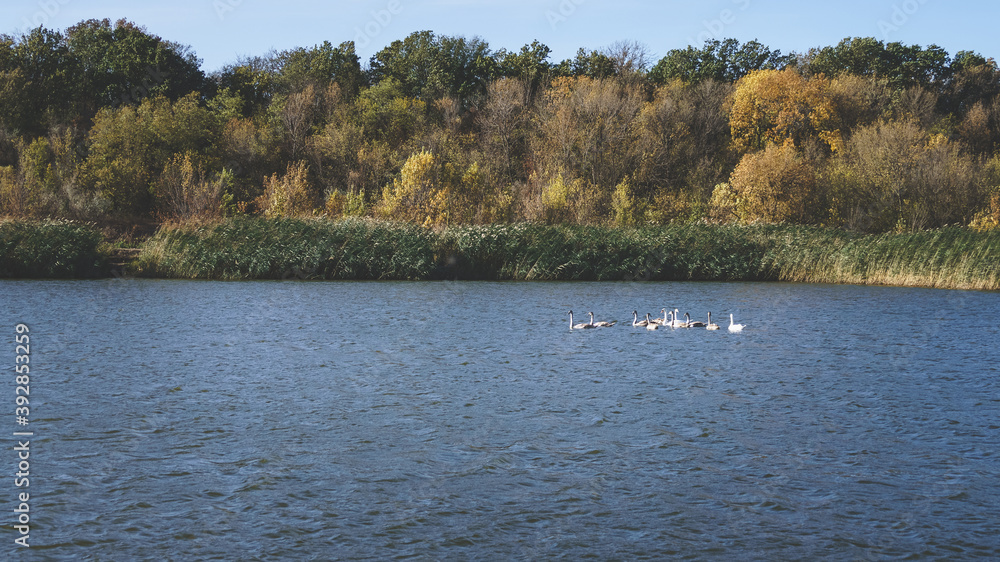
(478, 78, 530, 184)
(728, 142, 818, 224)
(157, 152, 230, 220)
(634, 79, 735, 219)
(957, 97, 1000, 156)
(825, 119, 981, 231)
(827, 73, 894, 132)
(532, 76, 643, 200)
(730, 68, 843, 155)
(258, 160, 314, 217)
(376, 150, 496, 226)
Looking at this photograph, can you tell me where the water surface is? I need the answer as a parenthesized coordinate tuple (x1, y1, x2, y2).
(4, 279, 999, 559)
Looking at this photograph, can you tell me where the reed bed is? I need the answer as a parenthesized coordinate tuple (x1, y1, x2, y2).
(124, 218, 1000, 290)
(434, 223, 768, 281)
(752, 225, 1000, 290)
(0, 219, 107, 278)
(133, 217, 435, 280)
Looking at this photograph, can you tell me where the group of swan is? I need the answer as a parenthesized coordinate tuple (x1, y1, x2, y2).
(568, 311, 618, 329)
(636, 308, 742, 331)
(567, 308, 743, 331)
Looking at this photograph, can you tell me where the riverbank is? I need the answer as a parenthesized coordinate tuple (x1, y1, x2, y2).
(3, 217, 999, 290)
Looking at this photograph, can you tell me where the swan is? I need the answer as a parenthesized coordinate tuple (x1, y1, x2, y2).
(632, 310, 650, 327)
(569, 310, 594, 329)
(670, 308, 685, 328)
(685, 312, 706, 328)
(650, 308, 669, 325)
(728, 314, 745, 332)
(645, 313, 659, 330)
(589, 312, 617, 328)
(706, 312, 720, 330)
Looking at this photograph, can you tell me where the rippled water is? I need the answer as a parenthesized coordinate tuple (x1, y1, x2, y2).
(4, 279, 1000, 560)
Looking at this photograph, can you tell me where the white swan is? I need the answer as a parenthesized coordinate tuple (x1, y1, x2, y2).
(650, 308, 669, 325)
(589, 312, 616, 328)
(632, 310, 650, 327)
(569, 310, 594, 329)
(728, 314, 745, 332)
(706, 312, 720, 330)
(645, 313, 659, 330)
(685, 312, 706, 328)
(670, 308, 685, 328)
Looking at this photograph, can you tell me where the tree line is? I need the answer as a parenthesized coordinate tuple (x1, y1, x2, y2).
(2, 19, 999, 232)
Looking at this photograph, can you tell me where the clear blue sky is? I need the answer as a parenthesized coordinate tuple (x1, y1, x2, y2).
(6, 0, 997, 72)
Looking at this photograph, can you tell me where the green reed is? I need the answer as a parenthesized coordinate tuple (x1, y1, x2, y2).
(433, 223, 769, 281)
(0, 220, 107, 278)
(130, 218, 1000, 289)
(133, 216, 435, 280)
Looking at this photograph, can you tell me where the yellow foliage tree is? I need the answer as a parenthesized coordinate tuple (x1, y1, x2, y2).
(708, 182, 739, 223)
(258, 160, 313, 217)
(324, 188, 366, 218)
(0, 165, 23, 216)
(378, 150, 497, 226)
(730, 68, 843, 155)
(611, 177, 641, 226)
(536, 171, 600, 224)
(378, 150, 442, 226)
(729, 142, 817, 224)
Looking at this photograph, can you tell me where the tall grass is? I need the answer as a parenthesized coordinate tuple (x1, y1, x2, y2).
(133, 216, 435, 280)
(433, 223, 768, 281)
(0, 220, 107, 278)
(130, 218, 1000, 290)
(753, 225, 1000, 290)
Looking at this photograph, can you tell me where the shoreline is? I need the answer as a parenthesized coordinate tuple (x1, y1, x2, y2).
(2, 217, 999, 291)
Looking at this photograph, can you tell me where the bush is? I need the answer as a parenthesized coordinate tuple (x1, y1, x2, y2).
(0, 220, 106, 278)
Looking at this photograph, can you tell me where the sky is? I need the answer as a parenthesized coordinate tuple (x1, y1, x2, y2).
(5, 0, 997, 73)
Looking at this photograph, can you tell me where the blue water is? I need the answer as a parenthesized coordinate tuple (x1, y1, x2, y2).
(4, 279, 1000, 560)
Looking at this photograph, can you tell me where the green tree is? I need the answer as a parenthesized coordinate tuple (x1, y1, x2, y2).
(368, 31, 496, 105)
(563, 48, 616, 79)
(80, 93, 220, 217)
(277, 41, 362, 98)
(353, 79, 428, 149)
(66, 18, 205, 110)
(214, 53, 281, 118)
(941, 54, 1000, 116)
(495, 40, 553, 101)
(648, 39, 792, 85)
(804, 37, 950, 91)
(0, 27, 80, 135)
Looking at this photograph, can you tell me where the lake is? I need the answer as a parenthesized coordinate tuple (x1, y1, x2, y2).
(4, 279, 1000, 560)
